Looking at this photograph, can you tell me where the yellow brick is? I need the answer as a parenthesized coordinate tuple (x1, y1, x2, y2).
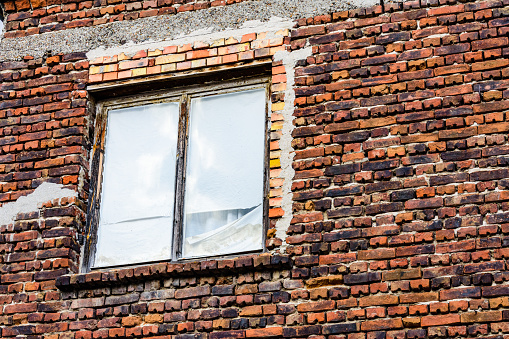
(210, 38, 225, 47)
(239, 42, 250, 52)
(225, 37, 239, 45)
(271, 102, 285, 111)
(132, 68, 147, 76)
(270, 159, 281, 168)
(177, 43, 192, 53)
(191, 59, 207, 68)
(267, 228, 277, 237)
(103, 64, 117, 72)
(118, 53, 130, 61)
(155, 54, 185, 65)
(89, 66, 101, 75)
(148, 49, 163, 57)
(219, 43, 250, 55)
(271, 121, 283, 131)
(161, 63, 177, 73)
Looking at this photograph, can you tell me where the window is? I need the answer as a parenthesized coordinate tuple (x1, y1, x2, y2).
(0, 7, 4, 39)
(86, 78, 270, 269)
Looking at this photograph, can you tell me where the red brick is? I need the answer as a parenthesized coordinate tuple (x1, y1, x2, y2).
(421, 314, 460, 327)
(361, 318, 403, 331)
(245, 327, 283, 337)
(472, 37, 508, 50)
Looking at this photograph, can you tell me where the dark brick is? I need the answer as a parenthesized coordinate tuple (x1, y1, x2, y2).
(324, 163, 361, 175)
(323, 323, 358, 334)
(344, 272, 381, 285)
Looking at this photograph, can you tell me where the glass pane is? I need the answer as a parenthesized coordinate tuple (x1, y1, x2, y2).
(182, 88, 266, 258)
(94, 102, 179, 267)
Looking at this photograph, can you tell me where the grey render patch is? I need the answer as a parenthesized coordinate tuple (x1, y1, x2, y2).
(0, 0, 379, 61)
(86, 17, 294, 60)
(0, 182, 77, 227)
(273, 47, 313, 247)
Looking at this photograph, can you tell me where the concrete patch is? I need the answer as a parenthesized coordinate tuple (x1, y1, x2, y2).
(86, 17, 294, 60)
(0, 182, 77, 226)
(273, 46, 313, 247)
(0, 0, 379, 61)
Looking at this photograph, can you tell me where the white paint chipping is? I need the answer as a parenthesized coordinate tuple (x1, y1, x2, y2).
(0, 182, 77, 226)
(273, 47, 313, 247)
(86, 17, 294, 60)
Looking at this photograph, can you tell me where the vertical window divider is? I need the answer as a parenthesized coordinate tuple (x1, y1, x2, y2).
(173, 94, 190, 261)
(263, 82, 271, 252)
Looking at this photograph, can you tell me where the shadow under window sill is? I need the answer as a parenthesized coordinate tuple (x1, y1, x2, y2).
(56, 253, 291, 291)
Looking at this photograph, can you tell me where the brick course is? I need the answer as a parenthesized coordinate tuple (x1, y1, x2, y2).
(2, 0, 509, 338)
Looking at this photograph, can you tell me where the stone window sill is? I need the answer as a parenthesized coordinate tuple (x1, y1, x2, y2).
(55, 253, 290, 291)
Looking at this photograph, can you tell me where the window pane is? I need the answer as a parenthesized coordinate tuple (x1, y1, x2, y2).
(182, 88, 266, 258)
(94, 102, 179, 267)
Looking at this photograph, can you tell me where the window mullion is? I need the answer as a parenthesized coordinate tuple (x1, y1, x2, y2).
(172, 94, 190, 261)
(262, 83, 271, 253)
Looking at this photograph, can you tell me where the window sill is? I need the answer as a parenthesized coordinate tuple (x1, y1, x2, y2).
(55, 253, 290, 291)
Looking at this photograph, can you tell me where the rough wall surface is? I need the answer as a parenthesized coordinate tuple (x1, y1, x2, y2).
(0, 0, 380, 60)
(1, 0, 509, 338)
(1, 0, 379, 39)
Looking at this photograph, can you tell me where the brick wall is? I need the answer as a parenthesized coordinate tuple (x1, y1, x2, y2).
(2, 0, 509, 338)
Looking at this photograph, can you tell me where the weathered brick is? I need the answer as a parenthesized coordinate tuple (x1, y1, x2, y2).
(421, 314, 460, 327)
(2, 4, 509, 339)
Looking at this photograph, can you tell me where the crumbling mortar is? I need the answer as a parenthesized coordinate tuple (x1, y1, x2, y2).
(0, 0, 379, 61)
(273, 47, 313, 250)
(85, 17, 295, 61)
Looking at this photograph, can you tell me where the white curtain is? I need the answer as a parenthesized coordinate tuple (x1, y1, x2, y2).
(184, 204, 263, 258)
(182, 89, 266, 258)
(94, 102, 179, 267)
